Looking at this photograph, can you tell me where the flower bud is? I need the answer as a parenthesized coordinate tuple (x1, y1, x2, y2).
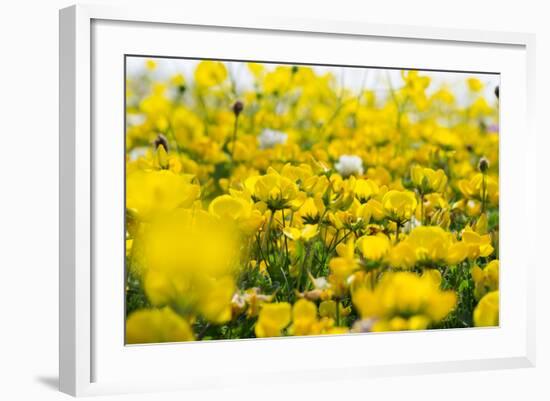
(478, 157, 489, 173)
(153, 133, 169, 152)
(232, 100, 244, 116)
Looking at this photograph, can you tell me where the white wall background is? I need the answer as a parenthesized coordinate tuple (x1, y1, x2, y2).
(0, 1, 547, 400)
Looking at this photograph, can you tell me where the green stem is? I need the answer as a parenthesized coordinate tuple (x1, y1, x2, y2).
(395, 221, 401, 244)
(420, 192, 425, 225)
(481, 173, 487, 213)
(230, 113, 240, 163)
(300, 244, 311, 292)
(281, 208, 289, 262)
(335, 298, 341, 327)
(260, 212, 275, 269)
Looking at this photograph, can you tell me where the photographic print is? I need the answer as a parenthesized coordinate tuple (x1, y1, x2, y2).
(124, 57, 499, 344)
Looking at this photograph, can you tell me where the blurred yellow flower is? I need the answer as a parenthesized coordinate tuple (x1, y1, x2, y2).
(474, 291, 499, 327)
(126, 170, 199, 221)
(329, 239, 360, 279)
(471, 259, 499, 300)
(145, 59, 157, 71)
(255, 302, 292, 337)
(139, 209, 239, 324)
(352, 272, 456, 331)
(387, 241, 416, 269)
(290, 299, 318, 336)
(467, 77, 484, 92)
(195, 60, 227, 87)
(356, 234, 391, 262)
(126, 307, 194, 344)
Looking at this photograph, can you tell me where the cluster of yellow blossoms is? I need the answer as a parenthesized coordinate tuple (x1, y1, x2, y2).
(125, 59, 499, 343)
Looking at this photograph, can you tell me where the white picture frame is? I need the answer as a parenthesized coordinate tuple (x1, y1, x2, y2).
(59, 4, 536, 397)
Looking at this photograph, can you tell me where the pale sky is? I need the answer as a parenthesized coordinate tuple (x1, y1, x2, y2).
(127, 56, 499, 106)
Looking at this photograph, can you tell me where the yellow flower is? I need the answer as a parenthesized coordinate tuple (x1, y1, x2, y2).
(354, 179, 380, 202)
(357, 199, 385, 222)
(382, 190, 418, 223)
(197, 276, 236, 324)
(303, 175, 330, 196)
(262, 66, 293, 94)
(245, 171, 300, 210)
(352, 272, 456, 331)
(125, 239, 133, 257)
(410, 165, 447, 194)
(139, 209, 239, 324)
(247, 62, 265, 78)
(474, 213, 489, 235)
(474, 291, 499, 327)
(208, 194, 263, 235)
(461, 226, 494, 259)
(298, 195, 325, 224)
(170, 73, 185, 87)
(470, 97, 493, 117)
(126, 307, 194, 344)
(471, 260, 499, 300)
(171, 106, 205, 145)
(467, 77, 484, 92)
(404, 226, 467, 266)
(356, 234, 390, 261)
(423, 269, 443, 287)
(282, 224, 319, 242)
(290, 299, 318, 336)
(329, 239, 359, 279)
(446, 241, 469, 265)
(457, 173, 499, 205)
(281, 163, 314, 183)
(126, 170, 199, 221)
(255, 302, 292, 338)
(387, 241, 416, 269)
(145, 59, 157, 71)
(194, 60, 227, 87)
(318, 300, 350, 320)
(138, 84, 171, 124)
(209, 194, 250, 220)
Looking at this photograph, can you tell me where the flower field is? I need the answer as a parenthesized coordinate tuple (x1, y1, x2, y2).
(125, 58, 499, 344)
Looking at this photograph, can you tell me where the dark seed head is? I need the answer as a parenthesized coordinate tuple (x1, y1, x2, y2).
(494, 85, 499, 99)
(153, 133, 169, 152)
(232, 100, 244, 116)
(478, 157, 489, 173)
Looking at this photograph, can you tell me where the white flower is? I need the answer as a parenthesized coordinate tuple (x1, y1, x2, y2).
(335, 155, 364, 177)
(126, 113, 146, 127)
(258, 129, 288, 149)
(312, 276, 329, 290)
(403, 216, 422, 233)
